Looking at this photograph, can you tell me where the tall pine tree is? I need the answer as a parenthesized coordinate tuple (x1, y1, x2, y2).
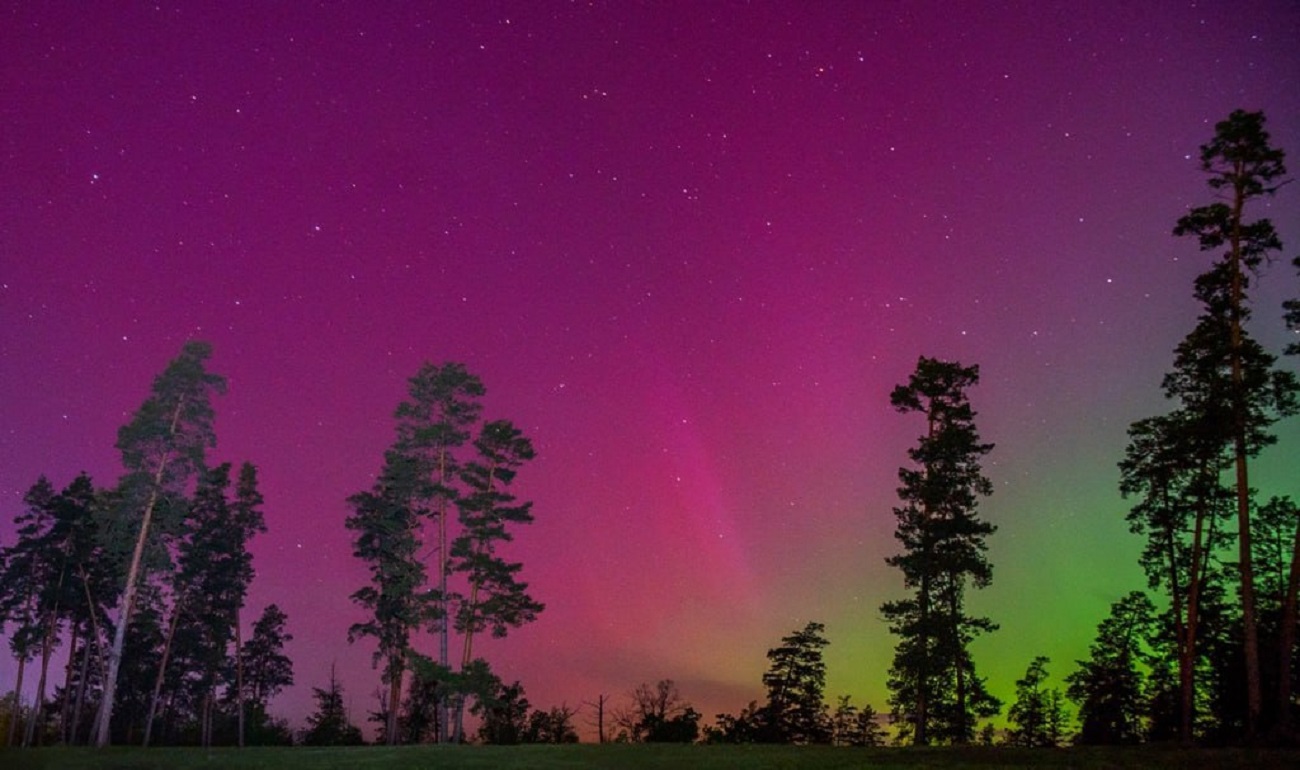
(394, 362, 483, 741)
(881, 356, 999, 745)
(758, 621, 831, 744)
(93, 341, 225, 748)
(347, 450, 428, 745)
(448, 419, 543, 741)
(1173, 110, 1292, 738)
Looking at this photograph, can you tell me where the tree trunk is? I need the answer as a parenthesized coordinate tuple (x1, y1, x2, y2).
(387, 661, 402, 746)
(437, 448, 451, 743)
(951, 588, 967, 744)
(78, 567, 108, 685)
(235, 605, 245, 748)
(1179, 505, 1209, 745)
(915, 569, 929, 746)
(61, 624, 80, 744)
(71, 624, 93, 745)
(143, 597, 183, 747)
(7, 654, 26, 747)
(93, 399, 184, 748)
(1228, 174, 1262, 741)
(24, 608, 60, 747)
(1275, 506, 1300, 736)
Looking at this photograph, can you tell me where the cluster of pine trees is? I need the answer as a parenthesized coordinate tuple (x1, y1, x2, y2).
(873, 109, 1300, 747)
(1074, 110, 1300, 745)
(0, 343, 294, 747)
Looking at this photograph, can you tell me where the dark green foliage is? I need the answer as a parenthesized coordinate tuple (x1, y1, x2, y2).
(301, 667, 364, 746)
(347, 362, 543, 744)
(758, 622, 831, 744)
(1171, 109, 1293, 740)
(476, 681, 531, 745)
(110, 596, 166, 744)
(829, 696, 886, 747)
(1007, 656, 1067, 747)
(704, 701, 765, 744)
(238, 604, 294, 717)
(525, 705, 580, 744)
(1119, 109, 1296, 744)
(395, 662, 443, 744)
(397, 364, 484, 699)
(882, 357, 999, 745)
(140, 461, 268, 747)
(451, 420, 544, 647)
(106, 342, 226, 575)
(95, 341, 226, 747)
(471, 674, 580, 746)
(0, 473, 109, 746)
(1067, 593, 1156, 745)
(347, 449, 430, 744)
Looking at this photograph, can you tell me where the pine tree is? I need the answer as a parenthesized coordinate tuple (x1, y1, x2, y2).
(302, 665, 364, 746)
(830, 696, 884, 747)
(93, 341, 225, 747)
(395, 362, 483, 741)
(1, 478, 61, 747)
(1007, 656, 1065, 747)
(759, 621, 831, 744)
(475, 680, 530, 745)
(239, 604, 293, 711)
(881, 356, 999, 744)
(448, 419, 543, 740)
(1173, 110, 1292, 739)
(347, 450, 428, 745)
(1067, 592, 1155, 745)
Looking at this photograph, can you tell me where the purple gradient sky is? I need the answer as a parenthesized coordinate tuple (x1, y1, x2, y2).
(3, 1, 1299, 737)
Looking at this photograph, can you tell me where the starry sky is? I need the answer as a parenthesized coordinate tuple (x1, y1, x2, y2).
(3, 1, 1299, 738)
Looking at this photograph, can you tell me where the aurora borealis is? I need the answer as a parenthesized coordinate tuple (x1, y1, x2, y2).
(3, 1, 1299, 736)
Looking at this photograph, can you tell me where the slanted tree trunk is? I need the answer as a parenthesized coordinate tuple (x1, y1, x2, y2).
(143, 597, 184, 747)
(71, 623, 93, 745)
(94, 399, 184, 748)
(60, 624, 80, 744)
(7, 655, 27, 747)
(24, 604, 62, 747)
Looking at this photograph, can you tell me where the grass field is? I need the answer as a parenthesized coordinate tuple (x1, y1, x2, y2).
(4, 744, 1300, 770)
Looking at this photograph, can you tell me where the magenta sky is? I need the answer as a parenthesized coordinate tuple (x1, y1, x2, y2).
(3, 1, 1299, 738)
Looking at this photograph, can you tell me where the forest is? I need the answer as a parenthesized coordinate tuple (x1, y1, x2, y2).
(1, 110, 1298, 754)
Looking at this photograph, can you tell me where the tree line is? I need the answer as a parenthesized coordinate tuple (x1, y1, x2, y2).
(0, 343, 294, 746)
(1, 108, 1297, 749)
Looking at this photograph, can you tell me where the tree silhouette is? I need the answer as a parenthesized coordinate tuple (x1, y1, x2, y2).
(881, 356, 999, 744)
(93, 341, 225, 748)
(346, 449, 428, 745)
(1007, 656, 1066, 747)
(447, 419, 543, 740)
(1173, 109, 1292, 739)
(302, 665, 364, 746)
(395, 362, 483, 742)
(759, 621, 831, 744)
(1067, 592, 1155, 744)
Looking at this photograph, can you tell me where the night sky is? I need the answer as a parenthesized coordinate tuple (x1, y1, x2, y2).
(3, 1, 1299, 737)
